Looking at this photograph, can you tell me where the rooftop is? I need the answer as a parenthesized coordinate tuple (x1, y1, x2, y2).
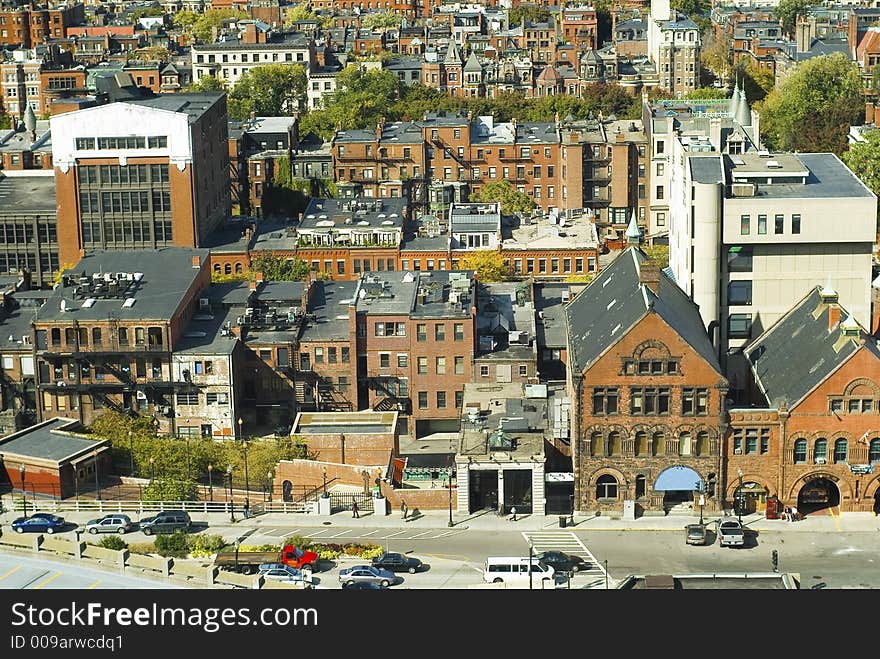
(353, 270, 474, 319)
(0, 174, 57, 214)
(0, 418, 108, 465)
(299, 280, 357, 343)
(126, 93, 225, 124)
(726, 153, 875, 199)
(292, 411, 398, 435)
(299, 197, 407, 233)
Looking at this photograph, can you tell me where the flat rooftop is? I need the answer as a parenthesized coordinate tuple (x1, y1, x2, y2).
(727, 153, 875, 199)
(504, 216, 599, 250)
(127, 93, 224, 123)
(0, 418, 106, 464)
(0, 175, 57, 213)
(293, 411, 398, 435)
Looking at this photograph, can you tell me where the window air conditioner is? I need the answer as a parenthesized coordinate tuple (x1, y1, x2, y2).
(815, 458, 826, 464)
(733, 448, 742, 454)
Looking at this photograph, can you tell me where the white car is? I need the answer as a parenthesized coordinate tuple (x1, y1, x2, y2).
(718, 518, 745, 547)
(258, 563, 312, 584)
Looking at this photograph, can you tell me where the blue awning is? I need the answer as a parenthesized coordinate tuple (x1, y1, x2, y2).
(654, 466, 703, 491)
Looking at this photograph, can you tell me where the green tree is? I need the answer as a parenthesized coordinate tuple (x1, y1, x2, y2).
(141, 478, 198, 502)
(188, 75, 226, 92)
(132, 7, 166, 21)
(759, 53, 862, 153)
(98, 536, 128, 551)
(249, 253, 311, 281)
(261, 155, 311, 217)
(191, 8, 249, 43)
(227, 64, 307, 120)
(473, 180, 535, 216)
(774, 0, 812, 36)
(842, 130, 880, 232)
(172, 9, 199, 34)
(702, 30, 732, 81)
(671, 0, 709, 15)
(460, 251, 509, 282)
(641, 244, 670, 269)
(736, 61, 775, 103)
(128, 46, 172, 64)
(361, 11, 404, 29)
(509, 4, 551, 26)
(284, 2, 334, 28)
(686, 87, 728, 99)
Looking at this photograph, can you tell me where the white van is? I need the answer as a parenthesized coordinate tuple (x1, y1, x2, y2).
(483, 556, 556, 585)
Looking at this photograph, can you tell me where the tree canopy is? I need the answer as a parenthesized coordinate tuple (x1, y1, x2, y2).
(774, 0, 812, 36)
(361, 11, 404, 29)
(461, 251, 509, 282)
(759, 53, 862, 154)
(509, 4, 551, 27)
(188, 75, 225, 92)
(177, 8, 250, 43)
(249, 253, 311, 281)
(473, 180, 535, 216)
(842, 130, 880, 233)
(284, 2, 334, 28)
(227, 64, 307, 120)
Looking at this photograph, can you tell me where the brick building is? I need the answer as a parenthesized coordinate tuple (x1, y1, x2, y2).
(50, 93, 230, 267)
(0, 2, 84, 50)
(566, 246, 728, 515)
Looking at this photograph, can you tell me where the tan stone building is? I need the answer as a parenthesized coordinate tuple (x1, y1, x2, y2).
(566, 246, 728, 515)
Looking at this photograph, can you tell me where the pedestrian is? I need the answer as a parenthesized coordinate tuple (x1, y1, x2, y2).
(401, 500, 408, 520)
(352, 500, 359, 519)
(510, 506, 517, 522)
(791, 505, 798, 522)
(243, 501, 249, 519)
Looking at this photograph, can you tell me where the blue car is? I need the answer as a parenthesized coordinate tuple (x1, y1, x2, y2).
(12, 513, 66, 534)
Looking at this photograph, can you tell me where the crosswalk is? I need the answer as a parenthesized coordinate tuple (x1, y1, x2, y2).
(251, 527, 469, 541)
(521, 531, 608, 581)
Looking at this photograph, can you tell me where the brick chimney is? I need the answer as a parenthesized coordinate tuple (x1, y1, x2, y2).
(255, 271, 264, 284)
(191, 255, 201, 269)
(828, 304, 841, 332)
(249, 280, 258, 292)
(867, 101, 876, 126)
(639, 262, 661, 295)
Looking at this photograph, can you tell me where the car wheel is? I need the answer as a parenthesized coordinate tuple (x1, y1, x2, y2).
(345, 580, 355, 587)
(142, 528, 152, 536)
(493, 578, 503, 583)
(380, 579, 390, 588)
(241, 566, 254, 575)
(571, 564, 580, 572)
(117, 527, 126, 534)
(89, 527, 98, 535)
(408, 566, 416, 574)
(46, 527, 54, 534)
(15, 527, 23, 534)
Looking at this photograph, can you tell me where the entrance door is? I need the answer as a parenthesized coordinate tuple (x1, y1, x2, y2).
(797, 477, 840, 515)
(503, 469, 533, 514)
(469, 470, 499, 513)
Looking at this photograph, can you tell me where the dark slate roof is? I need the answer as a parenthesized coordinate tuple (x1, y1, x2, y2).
(0, 418, 103, 463)
(744, 287, 877, 408)
(565, 248, 721, 375)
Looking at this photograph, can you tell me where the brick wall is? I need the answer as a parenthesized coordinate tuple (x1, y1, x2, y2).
(298, 432, 396, 466)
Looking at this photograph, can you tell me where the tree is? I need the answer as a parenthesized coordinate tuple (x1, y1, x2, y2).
(189, 75, 225, 93)
(460, 251, 509, 282)
(759, 53, 862, 154)
(641, 244, 670, 269)
(702, 30, 732, 82)
(249, 253, 311, 281)
(132, 7, 166, 21)
(686, 86, 728, 100)
(190, 8, 249, 43)
(473, 180, 536, 216)
(261, 155, 311, 217)
(172, 9, 199, 34)
(736, 61, 775, 104)
(361, 11, 404, 29)
(128, 46, 172, 64)
(509, 4, 551, 27)
(284, 2, 333, 28)
(774, 0, 812, 36)
(227, 64, 307, 120)
(842, 130, 880, 232)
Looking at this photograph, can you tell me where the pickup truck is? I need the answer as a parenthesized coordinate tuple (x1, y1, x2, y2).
(215, 544, 319, 575)
(718, 518, 745, 547)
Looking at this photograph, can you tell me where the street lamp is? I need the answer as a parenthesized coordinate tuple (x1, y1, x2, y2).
(241, 440, 250, 510)
(266, 471, 273, 503)
(149, 457, 155, 482)
(93, 450, 101, 501)
(447, 463, 454, 528)
(207, 464, 213, 502)
(736, 468, 744, 524)
(237, 417, 243, 441)
(322, 467, 327, 496)
(129, 430, 134, 476)
(227, 465, 235, 523)
(695, 480, 704, 525)
(19, 464, 26, 517)
(528, 539, 534, 590)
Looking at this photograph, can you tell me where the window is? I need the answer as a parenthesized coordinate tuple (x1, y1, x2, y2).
(454, 323, 464, 341)
(417, 324, 427, 342)
(792, 214, 801, 234)
(727, 246, 753, 272)
(417, 357, 428, 374)
(397, 354, 408, 368)
(328, 347, 337, 364)
(436, 391, 446, 408)
(314, 347, 324, 363)
(728, 281, 752, 306)
(656, 141, 664, 154)
(740, 215, 750, 235)
(793, 439, 807, 464)
(455, 390, 464, 408)
(656, 186, 664, 200)
(728, 314, 752, 339)
(592, 387, 618, 415)
(596, 475, 618, 500)
(435, 324, 445, 341)
(869, 438, 880, 463)
(814, 438, 828, 463)
(760, 429, 770, 455)
(519, 364, 528, 377)
(380, 353, 390, 368)
(757, 214, 767, 235)
(177, 391, 198, 405)
(480, 365, 489, 377)
(679, 432, 692, 456)
(455, 356, 464, 375)
(436, 357, 446, 374)
(418, 391, 428, 409)
(833, 438, 848, 464)
(775, 214, 784, 234)
(342, 347, 350, 363)
(630, 387, 670, 414)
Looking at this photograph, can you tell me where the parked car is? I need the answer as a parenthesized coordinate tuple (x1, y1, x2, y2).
(338, 565, 395, 588)
(82, 514, 134, 535)
(12, 513, 66, 534)
(534, 550, 588, 573)
(138, 510, 191, 535)
(341, 581, 387, 590)
(371, 552, 423, 574)
(685, 523, 708, 546)
(718, 518, 745, 547)
(258, 563, 311, 584)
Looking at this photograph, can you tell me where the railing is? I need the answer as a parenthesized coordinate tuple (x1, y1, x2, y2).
(2, 499, 311, 515)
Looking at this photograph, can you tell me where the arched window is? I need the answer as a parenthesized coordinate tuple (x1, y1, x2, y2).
(634, 431, 647, 456)
(608, 431, 621, 456)
(695, 431, 708, 457)
(635, 474, 646, 499)
(591, 431, 604, 457)
(793, 439, 807, 464)
(224, 263, 232, 275)
(870, 439, 880, 464)
(833, 438, 848, 464)
(596, 475, 618, 500)
(679, 432, 692, 456)
(213, 263, 221, 274)
(814, 438, 828, 463)
(652, 431, 665, 456)
(235, 263, 243, 274)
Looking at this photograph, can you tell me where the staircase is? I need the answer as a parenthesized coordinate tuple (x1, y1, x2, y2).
(664, 502, 697, 516)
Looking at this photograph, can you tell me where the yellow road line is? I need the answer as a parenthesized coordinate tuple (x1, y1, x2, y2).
(86, 580, 101, 590)
(829, 506, 842, 532)
(0, 565, 21, 581)
(32, 572, 62, 589)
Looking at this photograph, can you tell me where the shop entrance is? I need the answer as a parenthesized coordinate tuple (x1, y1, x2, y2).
(468, 470, 498, 513)
(503, 469, 533, 514)
(797, 477, 840, 515)
(735, 483, 766, 514)
(654, 465, 702, 513)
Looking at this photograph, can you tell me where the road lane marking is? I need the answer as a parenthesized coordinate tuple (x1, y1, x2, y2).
(86, 580, 102, 590)
(326, 530, 352, 538)
(0, 565, 21, 581)
(357, 530, 378, 537)
(829, 506, 842, 532)
(408, 531, 434, 538)
(431, 530, 463, 538)
(378, 531, 408, 539)
(32, 572, 62, 589)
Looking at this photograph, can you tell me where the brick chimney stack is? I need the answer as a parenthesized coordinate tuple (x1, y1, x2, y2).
(828, 304, 841, 332)
(639, 262, 661, 295)
(191, 255, 201, 269)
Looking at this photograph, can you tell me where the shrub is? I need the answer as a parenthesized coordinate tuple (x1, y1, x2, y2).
(154, 531, 190, 558)
(187, 534, 226, 558)
(281, 534, 312, 549)
(238, 544, 280, 552)
(97, 536, 128, 551)
(127, 542, 156, 555)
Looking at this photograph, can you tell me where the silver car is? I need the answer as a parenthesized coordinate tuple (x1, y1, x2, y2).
(338, 565, 395, 588)
(81, 514, 134, 535)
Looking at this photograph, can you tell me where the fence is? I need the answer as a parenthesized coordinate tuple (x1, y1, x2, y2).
(1, 498, 311, 515)
(329, 491, 374, 514)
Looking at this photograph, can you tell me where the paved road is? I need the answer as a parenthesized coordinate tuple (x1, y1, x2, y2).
(0, 553, 180, 590)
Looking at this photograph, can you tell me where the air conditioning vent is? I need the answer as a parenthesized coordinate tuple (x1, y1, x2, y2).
(733, 448, 742, 454)
(815, 458, 826, 464)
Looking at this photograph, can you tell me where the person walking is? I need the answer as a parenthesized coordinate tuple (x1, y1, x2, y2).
(510, 506, 517, 522)
(243, 501, 250, 519)
(352, 500, 360, 519)
(401, 500, 408, 520)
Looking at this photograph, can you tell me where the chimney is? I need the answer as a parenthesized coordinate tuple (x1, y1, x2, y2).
(795, 18, 810, 53)
(828, 304, 841, 332)
(249, 280, 258, 292)
(867, 101, 876, 126)
(191, 255, 201, 269)
(255, 271, 264, 284)
(639, 262, 661, 295)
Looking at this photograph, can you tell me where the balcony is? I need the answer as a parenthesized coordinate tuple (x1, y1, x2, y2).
(41, 342, 169, 358)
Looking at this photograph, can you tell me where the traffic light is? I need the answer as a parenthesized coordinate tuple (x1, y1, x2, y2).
(771, 550, 779, 572)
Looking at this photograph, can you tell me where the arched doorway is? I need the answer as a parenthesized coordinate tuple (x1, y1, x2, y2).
(797, 477, 840, 515)
(875, 490, 880, 516)
(654, 466, 702, 513)
(282, 480, 293, 502)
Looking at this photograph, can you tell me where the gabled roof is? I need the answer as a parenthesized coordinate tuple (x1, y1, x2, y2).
(464, 51, 482, 72)
(744, 287, 879, 409)
(565, 248, 721, 375)
(444, 39, 464, 65)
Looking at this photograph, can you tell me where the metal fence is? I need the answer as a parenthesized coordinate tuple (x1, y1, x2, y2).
(329, 492, 374, 514)
(1, 499, 312, 515)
